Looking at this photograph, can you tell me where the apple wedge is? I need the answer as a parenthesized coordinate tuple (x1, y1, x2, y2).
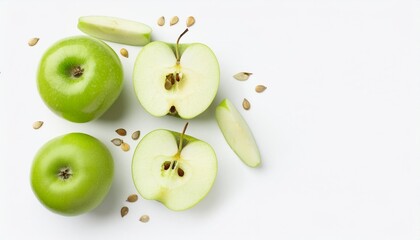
(78, 16, 152, 46)
(132, 123, 217, 211)
(133, 29, 220, 119)
(215, 99, 261, 167)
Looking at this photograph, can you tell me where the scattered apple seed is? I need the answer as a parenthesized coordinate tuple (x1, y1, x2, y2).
(120, 48, 129, 58)
(131, 131, 141, 140)
(255, 85, 267, 93)
(157, 16, 165, 26)
(121, 206, 129, 217)
(111, 138, 123, 146)
(242, 98, 251, 110)
(121, 142, 130, 152)
(170, 16, 179, 26)
(126, 194, 138, 202)
(186, 16, 195, 27)
(116, 128, 127, 136)
(28, 37, 39, 46)
(139, 215, 150, 223)
(32, 121, 44, 129)
(233, 72, 252, 81)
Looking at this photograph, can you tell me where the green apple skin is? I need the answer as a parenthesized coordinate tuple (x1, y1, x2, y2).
(132, 129, 217, 211)
(31, 133, 114, 216)
(133, 41, 220, 119)
(37, 36, 123, 123)
(216, 99, 261, 168)
(78, 16, 152, 46)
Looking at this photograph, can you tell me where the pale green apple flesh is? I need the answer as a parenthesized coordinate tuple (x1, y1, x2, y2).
(133, 30, 220, 119)
(78, 16, 152, 46)
(132, 125, 217, 211)
(215, 99, 261, 167)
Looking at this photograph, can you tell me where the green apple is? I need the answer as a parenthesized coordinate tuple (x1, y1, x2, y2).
(132, 123, 217, 211)
(31, 133, 114, 216)
(215, 99, 261, 167)
(78, 16, 152, 46)
(133, 29, 220, 119)
(37, 36, 123, 123)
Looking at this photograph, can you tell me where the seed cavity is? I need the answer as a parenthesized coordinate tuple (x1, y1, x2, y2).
(233, 72, 252, 81)
(126, 194, 138, 203)
(131, 131, 141, 140)
(32, 121, 44, 129)
(157, 16, 165, 26)
(255, 85, 267, 93)
(177, 168, 184, 177)
(121, 206, 129, 217)
(186, 16, 195, 27)
(170, 16, 179, 26)
(116, 128, 127, 136)
(139, 215, 150, 223)
(111, 138, 123, 146)
(242, 98, 251, 110)
(121, 142, 130, 152)
(28, 37, 39, 46)
(120, 48, 129, 58)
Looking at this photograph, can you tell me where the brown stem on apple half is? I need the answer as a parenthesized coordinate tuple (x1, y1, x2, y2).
(71, 66, 84, 78)
(175, 28, 189, 64)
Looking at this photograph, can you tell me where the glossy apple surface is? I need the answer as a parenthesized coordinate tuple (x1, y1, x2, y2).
(31, 133, 114, 216)
(37, 36, 123, 123)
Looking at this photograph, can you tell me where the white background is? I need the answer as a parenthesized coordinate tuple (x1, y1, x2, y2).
(1, 0, 420, 239)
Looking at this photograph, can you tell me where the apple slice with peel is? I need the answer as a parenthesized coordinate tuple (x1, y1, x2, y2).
(215, 99, 261, 167)
(132, 123, 217, 211)
(78, 16, 152, 46)
(133, 29, 220, 119)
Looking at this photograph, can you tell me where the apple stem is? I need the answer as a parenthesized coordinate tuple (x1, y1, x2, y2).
(175, 28, 189, 64)
(178, 122, 189, 153)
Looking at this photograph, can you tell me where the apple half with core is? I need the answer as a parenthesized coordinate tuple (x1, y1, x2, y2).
(132, 123, 217, 211)
(30, 133, 114, 216)
(37, 36, 123, 123)
(215, 98, 261, 167)
(133, 29, 220, 119)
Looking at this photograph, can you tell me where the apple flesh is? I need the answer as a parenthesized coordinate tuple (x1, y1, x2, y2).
(78, 16, 152, 46)
(133, 30, 220, 119)
(215, 99, 261, 167)
(37, 36, 123, 123)
(31, 133, 114, 216)
(132, 125, 217, 211)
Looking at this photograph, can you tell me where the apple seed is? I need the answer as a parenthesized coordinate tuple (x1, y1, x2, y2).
(116, 128, 127, 136)
(170, 16, 179, 26)
(177, 168, 184, 177)
(163, 161, 171, 170)
(120, 48, 129, 58)
(111, 138, 123, 146)
(121, 206, 129, 217)
(131, 131, 141, 140)
(126, 194, 138, 202)
(121, 142, 130, 152)
(28, 37, 39, 46)
(157, 16, 165, 26)
(139, 215, 150, 223)
(233, 72, 253, 81)
(186, 16, 195, 27)
(32, 121, 44, 129)
(242, 98, 251, 110)
(255, 85, 267, 93)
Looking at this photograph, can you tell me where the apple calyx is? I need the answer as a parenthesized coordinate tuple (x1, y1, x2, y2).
(58, 167, 72, 180)
(71, 66, 84, 78)
(161, 122, 189, 178)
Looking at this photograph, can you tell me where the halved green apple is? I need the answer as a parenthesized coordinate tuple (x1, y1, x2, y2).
(132, 123, 217, 211)
(78, 16, 152, 46)
(215, 99, 261, 167)
(133, 29, 220, 119)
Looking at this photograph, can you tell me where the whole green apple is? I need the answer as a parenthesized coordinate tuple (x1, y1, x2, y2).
(30, 133, 114, 216)
(37, 36, 123, 123)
